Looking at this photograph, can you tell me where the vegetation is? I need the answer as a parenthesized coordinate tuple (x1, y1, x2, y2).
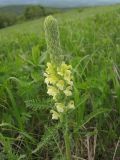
(0, 5, 26, 15)
(24, 6, 45, 20)
(0, 5, 120, 160)
(0, 13, 17, 28)
(0, 5, 61, 29)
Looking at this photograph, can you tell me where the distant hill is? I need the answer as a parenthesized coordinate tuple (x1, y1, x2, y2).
(0, 5, 63, 29)
(0, 5, 63, 16)
(0, 5, 26, 15)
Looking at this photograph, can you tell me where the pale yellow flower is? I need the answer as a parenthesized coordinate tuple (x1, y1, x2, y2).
(50, 110, 60, 120)
(49, 76, 58, 84)
(47, 86, 59, 97)
(55, 103, 65, 112)
(44, 74, 58, 85)
(46, 62, 55, 75)
(53, 96, 57, 101)
(57, 62, 72, 76)
(45, 77, 50, 85)
(57, 62, 73, 87)
(64, 90, 72, 96)
(64, 70, 71, 81)
(44, 73, 48, 77)
(56, 80, 64, 90)
(67, 100, 75, 109)
(64, 86, 72, 96)
(68, 81, 73, 86)
(61, 62, 72, 70)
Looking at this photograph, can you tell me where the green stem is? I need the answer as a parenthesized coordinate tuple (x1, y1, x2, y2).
(64, 120, 71, 160)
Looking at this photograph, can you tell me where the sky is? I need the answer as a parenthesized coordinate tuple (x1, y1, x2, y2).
(0, 0, 120, 7)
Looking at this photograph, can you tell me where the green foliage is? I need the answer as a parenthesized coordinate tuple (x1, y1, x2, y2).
(0, 5, 120, 160)
(0, 13, 17, 28)
(24, 5, 45, 20)
(0, 5, 26, 15)
(0, 5, 61, 29)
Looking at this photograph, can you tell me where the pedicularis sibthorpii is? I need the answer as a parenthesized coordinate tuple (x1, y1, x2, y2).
(44, 15, 74, 160)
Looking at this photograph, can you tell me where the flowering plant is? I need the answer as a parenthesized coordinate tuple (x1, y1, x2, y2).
(44, 15, 74, 160)
(44, 62, 75, 120)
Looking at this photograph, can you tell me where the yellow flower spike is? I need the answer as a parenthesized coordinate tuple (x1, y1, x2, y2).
(44, 16, 75, 137)
(50, 110, 60, 120)
(55, 103, 65, 113)
(56, 80, 64, 90)
(47, 86, 59, 97)
(67, 100, 75, 109)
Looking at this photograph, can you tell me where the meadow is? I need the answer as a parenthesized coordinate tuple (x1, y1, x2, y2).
(0, 4, 120, 160)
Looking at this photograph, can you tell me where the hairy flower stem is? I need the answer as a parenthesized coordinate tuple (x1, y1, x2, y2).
(64, 117, 71, 160)
(44, 15, 72, 159)
(44, 15, 63, 64)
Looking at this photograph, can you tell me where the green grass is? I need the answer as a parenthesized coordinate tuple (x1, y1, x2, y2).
(0, 5, 119, 34)
(0, 4, 120, 160)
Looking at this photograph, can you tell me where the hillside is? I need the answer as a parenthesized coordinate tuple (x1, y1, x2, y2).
(0, 5, 26, 15)
(0, 5, 62, 16)
(0, 4, 120, 160)
(0, 5, 63, 29)
(0, 4, 119, 35)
